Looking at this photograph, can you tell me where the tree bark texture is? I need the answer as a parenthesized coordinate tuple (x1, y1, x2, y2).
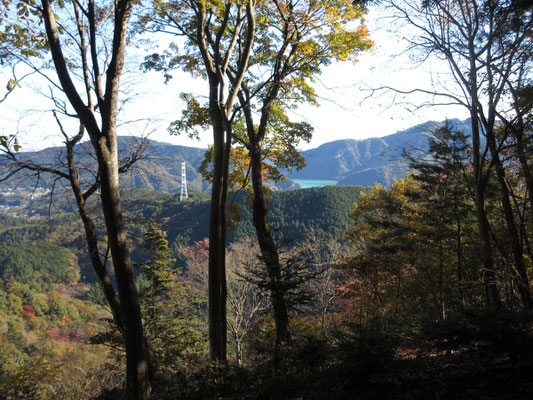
(94, 139, 150, 399)
(249, 140, 291, 342)
(66, 136, 125, 332)
(487, 133, 533, 309)
(470, 112, 501, 309)
(41, 1, 151, 397)
(194, 2, 255, 361)
(208, 113, 229, 361)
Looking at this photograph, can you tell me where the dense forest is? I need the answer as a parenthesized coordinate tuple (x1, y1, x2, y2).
(0, 185, 366, 282)
(1, 0, 533, 399)
(0, 185, 374, 398)
(4, 134, 533, 398)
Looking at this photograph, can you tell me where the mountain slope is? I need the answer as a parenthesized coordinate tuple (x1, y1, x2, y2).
(0, 119, 471, 195)
(289, 119, 471, 186)
(0, 186, 367, 284)
(0, 136, 209, 193)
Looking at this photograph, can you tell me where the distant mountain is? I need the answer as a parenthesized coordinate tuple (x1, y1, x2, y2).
(289, 119, 472, 187)
(0, 119, 472, 196)
(116, 137, 209, 193)
(0, 136, 302, 194)
(0, 136, 209, 194)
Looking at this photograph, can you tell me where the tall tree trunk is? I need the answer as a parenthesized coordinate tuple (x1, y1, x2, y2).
(208, 107, 229, 362)
(193, 0, 256, 361)
(41, 1, 151, 397)
(94, 139, 151, 399)
(488, 135, 533, 309)
(249, 140, 290, 343)
(238, 83, 292, 344)
(476, 192, 501, 309)
(66, 138, 125, 332)
(470, 112, 501, 309)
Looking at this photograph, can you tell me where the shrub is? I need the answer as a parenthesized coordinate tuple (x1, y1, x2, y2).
(0, 358, 60, 399)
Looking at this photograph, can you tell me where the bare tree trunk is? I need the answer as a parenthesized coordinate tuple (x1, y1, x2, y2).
(41, 0, 151, 397)
(94, 140, 151, 399)
(193, 2, 254, 362)
(466, 31, 500, 308)
(208, 116, 229, 361)
(66, 136, 125, 332)
(249, 140, 290, 343)
(237, 78, 291, 345)
(488, 134, 533, 309)
(470, 112, 501, 309)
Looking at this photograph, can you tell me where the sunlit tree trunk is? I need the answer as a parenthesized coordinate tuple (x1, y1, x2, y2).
(207, 98, 229, 361)
(487, 133, 533, 309)
(41, 0, 151, 397)
(249, 139, 290, 343)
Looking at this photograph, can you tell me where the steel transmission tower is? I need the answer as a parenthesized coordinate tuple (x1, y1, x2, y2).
(180, 161, 188, 201)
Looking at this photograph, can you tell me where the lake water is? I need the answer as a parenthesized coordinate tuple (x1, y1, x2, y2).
(292, 179, 337, 188)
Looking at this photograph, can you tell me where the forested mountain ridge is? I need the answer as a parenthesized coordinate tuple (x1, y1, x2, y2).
(288, 118, 472, 186)
(0, 119, 471, 196)
(0, 185, 367, 284)
(0, 137, 210, 194)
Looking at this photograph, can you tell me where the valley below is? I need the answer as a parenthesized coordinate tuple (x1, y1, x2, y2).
(1, 118, 532, 400)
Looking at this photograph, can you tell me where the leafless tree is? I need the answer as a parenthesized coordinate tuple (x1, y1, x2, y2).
(1, 0, 152, 396)
(226, 242, 268, 365)
(297, 230, 354, 333)
(374, 0, 533, 309)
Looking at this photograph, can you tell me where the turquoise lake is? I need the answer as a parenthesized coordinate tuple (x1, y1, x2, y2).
(292, 179, 337, 188)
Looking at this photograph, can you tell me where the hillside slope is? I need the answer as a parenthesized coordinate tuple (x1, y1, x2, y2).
(288, 119, 471, 186)
(0, 137, 209, 193)
(0, 119, 471, 193)
(0, 186, 367, 284)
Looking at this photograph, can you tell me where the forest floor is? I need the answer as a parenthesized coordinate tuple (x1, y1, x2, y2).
(387, 348, 533, 400)
(124, 343, 533, 400)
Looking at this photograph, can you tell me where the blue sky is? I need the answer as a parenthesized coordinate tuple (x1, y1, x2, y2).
(118, 6, 470, 150)
(0, 6, 470, 152)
